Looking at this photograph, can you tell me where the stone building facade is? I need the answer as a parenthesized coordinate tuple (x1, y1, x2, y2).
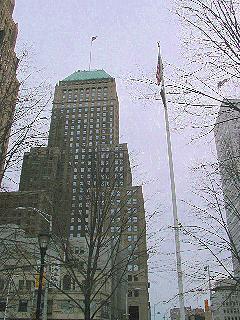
(0, 224, 116, 320)
(0, 0, 19, 185)
(211, 278, 240, 320)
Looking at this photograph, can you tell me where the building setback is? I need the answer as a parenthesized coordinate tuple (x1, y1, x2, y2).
(211, 278, 240, 320)
(0, 0, 19, 186)
(18, 69, 149, 319)
(214, 99, 240, 278)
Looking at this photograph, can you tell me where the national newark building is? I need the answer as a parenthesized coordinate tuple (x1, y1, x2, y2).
(14, 70, 149, 320)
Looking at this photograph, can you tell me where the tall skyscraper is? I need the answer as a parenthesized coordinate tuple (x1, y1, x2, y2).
(214, 99, 240, 278)
(0, 0, 19, 186)
(19, 69, 149, 319)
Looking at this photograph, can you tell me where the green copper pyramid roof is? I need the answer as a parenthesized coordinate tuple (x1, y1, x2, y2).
(62, 69, 112, 82)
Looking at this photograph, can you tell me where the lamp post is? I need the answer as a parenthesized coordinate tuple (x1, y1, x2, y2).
(125, 292, 129, 320)
(153, 300, 166, 320)
(36, 233, 50, 320)
(15, 207, 52, 320)
(3, 276, 15, 320)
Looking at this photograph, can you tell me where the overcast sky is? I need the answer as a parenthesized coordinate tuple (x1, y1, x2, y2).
(12, 0, 220, 316)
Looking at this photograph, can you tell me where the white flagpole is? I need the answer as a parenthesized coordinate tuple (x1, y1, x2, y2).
(157, 42, 185, 320)
(88, 36, 98, 71)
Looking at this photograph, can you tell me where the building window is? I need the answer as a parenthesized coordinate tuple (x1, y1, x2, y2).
(18, 300, 28, 312)
(134, 289, 139, 297)
(0, 300, 6, 312)
(133, 265, 139, 271)
(128, 265, 132, 271)
(134, 275, 139, 281)
(47, 300, 53, 315)
(19, 280, 24, 290)
(26, 280, 32, 291)
(62, 275, 71, 291)
(0, 278, 4, 291)
(128, 290, 133, 297)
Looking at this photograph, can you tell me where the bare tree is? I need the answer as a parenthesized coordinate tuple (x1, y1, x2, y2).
(48, 149, 150, 320)
(175, 0, 240, 82)
(181, 154, 240, 285)
(164, 0, 240, 137)
(0, 148, 151, 320)
(0, 47, 52, 189)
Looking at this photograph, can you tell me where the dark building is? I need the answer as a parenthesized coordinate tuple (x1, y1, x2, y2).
(0, 0, 19, 186)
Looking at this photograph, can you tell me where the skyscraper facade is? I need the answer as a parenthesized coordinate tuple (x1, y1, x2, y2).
(214, 99, 240, 278)
(0, 0, 19, 186)
(19, 70, 149, 319)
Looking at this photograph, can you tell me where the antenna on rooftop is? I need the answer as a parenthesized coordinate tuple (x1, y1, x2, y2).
(89, 36, 98, 71)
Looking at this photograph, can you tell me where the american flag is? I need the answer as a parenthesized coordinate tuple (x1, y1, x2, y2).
(156, 45, 163, 86)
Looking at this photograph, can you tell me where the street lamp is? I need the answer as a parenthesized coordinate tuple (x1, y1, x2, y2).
(153, 300, 166, 320)
(36, 232, 50, 320)
(15, 207, 52, 320)
(125, 291, 129, 320)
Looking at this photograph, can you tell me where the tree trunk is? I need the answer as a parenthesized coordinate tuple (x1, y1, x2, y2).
(84, 296, 91, 320)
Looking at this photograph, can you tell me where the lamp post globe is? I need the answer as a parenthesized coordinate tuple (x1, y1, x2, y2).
(38, 233, 50, 252)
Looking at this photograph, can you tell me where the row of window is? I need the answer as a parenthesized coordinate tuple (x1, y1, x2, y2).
(223, 301, 240, 307)
(66, 139, 114, 147)
(63, 104, 113, 112)
(128, 235, 138, 242)
(0, 300, 28, 312)
(110, 225, 138, 233)
(62, 87, 109, 97)
(63, 109, 113, 117)
(128, 289, 141, 297)
(57, 100, 114, 110)
(223, 309, 240, 314)
(70, 225, 84, 231)
(223, 317, 240, 320)
(64, 117, 114, 126)
(128, 274, 139, 282)
(64, 113, 114, 122)
(66, 128, 114, 138)
(67, 135, 113, 144)
(127, 264, 139, 272)
(62, 96, 109, 103)
(0, 279, 34, 291)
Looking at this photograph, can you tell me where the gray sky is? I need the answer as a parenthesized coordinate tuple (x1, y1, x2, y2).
(13, 0, 220, 316)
